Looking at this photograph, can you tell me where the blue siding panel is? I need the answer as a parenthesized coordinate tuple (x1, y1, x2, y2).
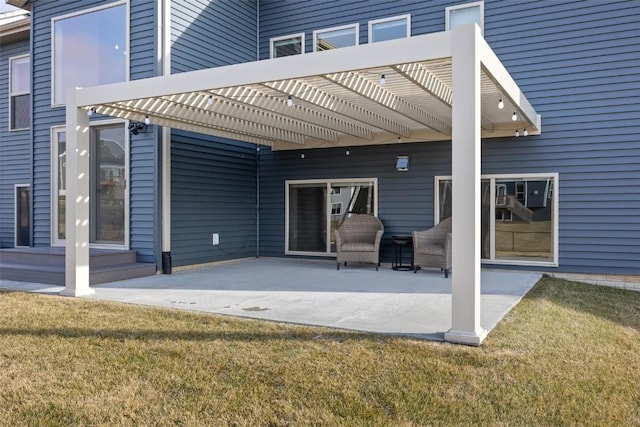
(0, 39, 31, 248)
(3, 0, 639, 276)
(171, 131, 257, 267)
(257, 0, 640, 275)
(171, 0, 257, 72)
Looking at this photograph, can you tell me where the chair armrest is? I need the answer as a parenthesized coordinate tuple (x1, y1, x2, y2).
(373, 229, 384, 251)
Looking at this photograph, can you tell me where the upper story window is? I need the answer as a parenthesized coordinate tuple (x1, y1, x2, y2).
(52, 1, 128, 106)
(446, 1, 484, 34)
(270, 33, 305, 58)
(9, 54, 30, 130)
(313, 24, 358, 52)
(368, 14, 411, 43)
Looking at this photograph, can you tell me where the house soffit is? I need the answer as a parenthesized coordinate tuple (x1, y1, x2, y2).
(77, 26, 541, 151)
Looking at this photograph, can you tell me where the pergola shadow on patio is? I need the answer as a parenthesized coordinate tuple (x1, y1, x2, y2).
(2, 258, 541, 342)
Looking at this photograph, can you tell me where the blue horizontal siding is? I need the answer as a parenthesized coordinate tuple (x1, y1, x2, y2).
(257, 0, 640, 275)
(0, 39, 31, 248)
(171, 131, 258, 267)
(171, 0, 257, 72)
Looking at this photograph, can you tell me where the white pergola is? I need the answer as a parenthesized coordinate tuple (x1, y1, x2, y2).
(63, 24, 540, 345)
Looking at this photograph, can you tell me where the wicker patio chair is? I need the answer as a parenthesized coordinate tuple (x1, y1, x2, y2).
(412, 217, 452, 278)
(335, 214, 384, 271)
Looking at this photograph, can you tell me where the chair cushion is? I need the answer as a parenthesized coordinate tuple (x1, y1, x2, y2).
(416, 243, 445, 256)
(341, 243, 376, 252)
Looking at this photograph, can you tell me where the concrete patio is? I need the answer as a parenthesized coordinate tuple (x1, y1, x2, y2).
(0, 258, 541, 342)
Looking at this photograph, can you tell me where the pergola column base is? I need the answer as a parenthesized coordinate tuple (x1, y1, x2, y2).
(60, 287, 95, 297)
(445, 328, 488, 346)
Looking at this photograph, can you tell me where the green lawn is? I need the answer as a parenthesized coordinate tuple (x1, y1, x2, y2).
(1, 277, 639, 426)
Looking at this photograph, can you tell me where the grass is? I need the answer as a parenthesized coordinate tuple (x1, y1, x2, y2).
(1, 277, 639, 426)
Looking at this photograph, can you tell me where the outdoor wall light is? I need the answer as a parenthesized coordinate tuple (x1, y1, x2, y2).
(396, 155, 409, 171)
(128, 121, 147, 135)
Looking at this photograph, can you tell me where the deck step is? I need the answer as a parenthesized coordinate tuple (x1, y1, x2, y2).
(0, 247, 156, 286)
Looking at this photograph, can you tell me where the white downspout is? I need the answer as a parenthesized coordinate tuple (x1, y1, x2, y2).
(159, 0, 172, 272)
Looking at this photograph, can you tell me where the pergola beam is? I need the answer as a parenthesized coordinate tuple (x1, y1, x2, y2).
(214, 86, 374, 140)
(324, 71, 451, 136)
(264, 79, 411, 137)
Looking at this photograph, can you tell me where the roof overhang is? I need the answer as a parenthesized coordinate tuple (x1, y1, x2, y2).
(74, 24, 541, 150)
(0, 9, 30, 45)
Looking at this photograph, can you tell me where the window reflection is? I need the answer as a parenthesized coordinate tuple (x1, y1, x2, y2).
(53, 4, 126, 105)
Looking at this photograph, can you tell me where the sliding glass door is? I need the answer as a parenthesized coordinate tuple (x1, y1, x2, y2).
(286, 179, 378, 255)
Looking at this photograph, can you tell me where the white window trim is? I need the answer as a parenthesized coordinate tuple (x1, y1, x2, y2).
(368, 14, 411, 43)
(270, 32, 306, 59)
(445, 1, 485, 35)
(14, 184, 30, 247)
(285, 178, 379, 256)
(50, 119, 131, 249)
(50, 0, 130, 108)
(8, 54, 30, 131)
(312, 23, 359, 52)
(434, 172, 559, 267)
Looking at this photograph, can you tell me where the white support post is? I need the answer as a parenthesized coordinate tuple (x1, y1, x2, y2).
(444, 24, 487, 345)
(61, 90, 94, 296)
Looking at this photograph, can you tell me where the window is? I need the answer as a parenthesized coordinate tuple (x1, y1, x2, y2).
(15, 185, 30, 247)
(446, 1, 484, 34)
(52, 2, 128, 106)
(435, 173, 558, 266)
(9, 55, 30, 130)
(368, 15, 411, 43)
(286, 179, 378, 255)
(313, 24, 358, 51)
(270, 33, 305, 58)
(51, 122, 129, 247)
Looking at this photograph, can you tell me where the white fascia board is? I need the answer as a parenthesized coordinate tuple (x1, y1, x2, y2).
(478, 33, 541, 132)
(75, 31, 453, 107)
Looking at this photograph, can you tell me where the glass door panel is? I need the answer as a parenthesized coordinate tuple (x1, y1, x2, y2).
(288, 184, 327, 252)
(57, 131, 67, 240)
(91, 125, 126, 244)
(329, 182, 375, 252)
(15, 186, 30, 247)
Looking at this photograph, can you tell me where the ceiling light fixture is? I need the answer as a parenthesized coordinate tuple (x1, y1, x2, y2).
(515, 129, 520, 137)
(144, 115, 151, 125)
(498, 99, 504, 109)
(87, 107, 94, 117)
(523, 128, 528, 137)
(380, 74, 386, 85)
(287, 96, 293, 107)
(512, 112, 517, 121)
(207, 95, 214, 106)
